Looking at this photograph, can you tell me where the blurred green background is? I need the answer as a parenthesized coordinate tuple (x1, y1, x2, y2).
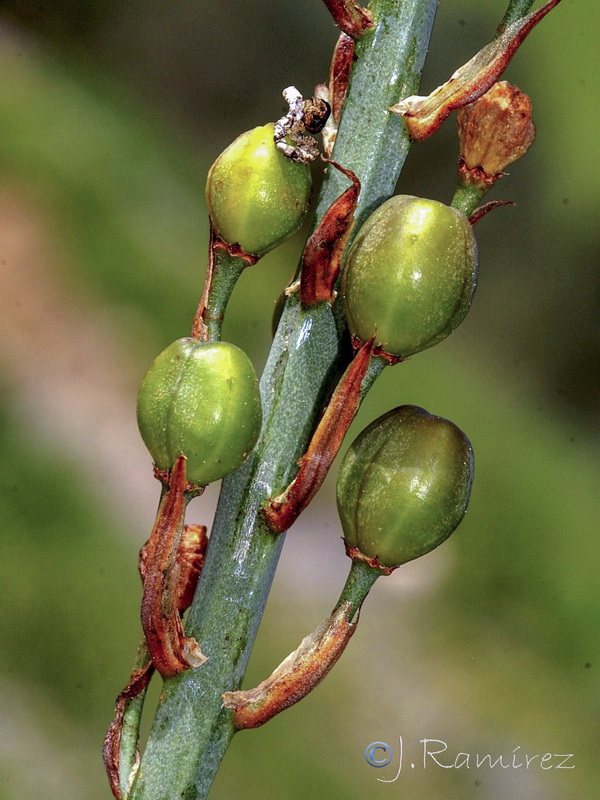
(0, 1, 597, 798)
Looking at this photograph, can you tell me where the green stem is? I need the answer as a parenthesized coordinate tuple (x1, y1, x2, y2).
(119, 640, 152, 799)
(363, 353, 388, 397)
(451, 182, 488, 218)
(319, 0, 437, 239)
(192, 243, 248, 342)
(334, 559, 381, 619)
(498, 0, 536, 34)
(129, 2, 438, 798)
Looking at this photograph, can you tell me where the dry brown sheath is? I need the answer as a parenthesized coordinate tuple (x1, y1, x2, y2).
(321, 0, 374, 39)
(104, 523, 207, 799)
(140, 456, 206, 678)
(300, 160, 360, 307)
(222, 602, 356, 729)
(264, 338, 374, 533)
(391, 0, 562, 141)
(321, 33, 354, 157)
(469, 200, 515, 225)
(175, 523, 208, 610)
(329, 33, 354, 126)
(103, 660, 154, 800)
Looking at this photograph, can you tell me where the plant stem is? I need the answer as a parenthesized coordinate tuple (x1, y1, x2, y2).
(129, 2, 438, 798)
(192, 230, 250, 342)
(451, 182, 487, 218)
(334, 559, 381, 619)
(498, 0, 535, 34)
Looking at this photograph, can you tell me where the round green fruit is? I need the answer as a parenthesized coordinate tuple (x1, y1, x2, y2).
(137, 338, 262, 486)
(341, 195, 478, 358)
(206, 123, 312, 256)
(336, 405, 473, 569)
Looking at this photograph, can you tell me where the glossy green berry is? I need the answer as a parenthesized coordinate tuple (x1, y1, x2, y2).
(206, 123, 312, 256)
(137, 338, 262, 486)
(341, 195, 478, 358)
(336, 405, 473, 569)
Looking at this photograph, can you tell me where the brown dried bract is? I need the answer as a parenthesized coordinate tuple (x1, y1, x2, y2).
(390, 0, 561, 141)
(300, 160, 360, 307)
(140, 456, 207, 678)
(348, 334, 404, 366)
(468, 200, 515, 225)
(222, 602, 356, 729)
(322, 0, 374, 40)
(212, 230, 260, 265)
(176, 524, 208, 611)
(103, 658, 154, 799)
(322, 33, 355, 156)
(105, 524, 207, 798)
(263, 338, 374, 533)
(329, 33, 354, 126)
(344, 543, 396, 575)
(140, 522, 207, 612)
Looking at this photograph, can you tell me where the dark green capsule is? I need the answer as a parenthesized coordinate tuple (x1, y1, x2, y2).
(341, 195, 478, 358)
(137, 338, 262, 486)
(206, 123, 312, 256)
(336, 405, 473, 568)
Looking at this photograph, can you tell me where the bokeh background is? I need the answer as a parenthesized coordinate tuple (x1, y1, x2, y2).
(0, 1, 597, 798)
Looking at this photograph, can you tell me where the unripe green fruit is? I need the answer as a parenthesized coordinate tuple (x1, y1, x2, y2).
(137, 338, 262, 486)
(341, 195, 478, 357)
(336, 405, 473, 568)
(206, 123, 312, 256)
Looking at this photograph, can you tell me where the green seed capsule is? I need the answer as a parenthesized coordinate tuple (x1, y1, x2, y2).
(341, 195, 478, 358)
(206, 123, 312, 256)
(336, 405, 473, 569)
(137, 338, 262, 486)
